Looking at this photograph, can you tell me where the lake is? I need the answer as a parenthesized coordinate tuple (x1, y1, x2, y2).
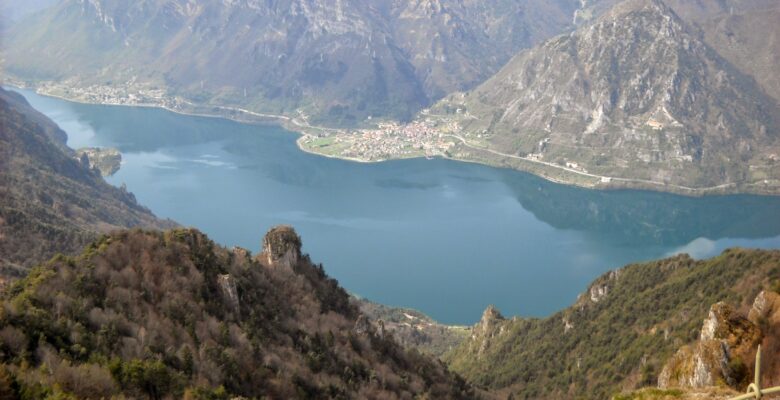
(15, 88, 780, 325)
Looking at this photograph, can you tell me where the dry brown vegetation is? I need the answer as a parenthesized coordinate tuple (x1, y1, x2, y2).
(0, 228, 476, 399)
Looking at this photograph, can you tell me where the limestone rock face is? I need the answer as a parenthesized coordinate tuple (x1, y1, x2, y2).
(620, 387, 738, 399)
(474, 305, 504, 336)
(260, 225, 302, 267)
(581, 269, 621, 306)
(659, 302, 761, 390)
(471, 305, 506, 358)
(700, 302, 761, 348)
(658, 340, 732, 388)
(217, 274, 240, 318)
(748, 290, 780, 323)
(748, 290, 780, 388)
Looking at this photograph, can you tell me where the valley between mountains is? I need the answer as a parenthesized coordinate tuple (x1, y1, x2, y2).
(2, 84, 780, 399)
(2, 0, 780, 399)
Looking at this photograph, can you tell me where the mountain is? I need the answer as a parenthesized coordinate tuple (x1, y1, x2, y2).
(0, 226, 476, 399)
(0, 87, 170, 279)
(428, 0, 780, 193)
(384, 0, 599, 101)
(664, 0, 780, 104)
(1, 0, 618, 126)
(444, 248, 780, 399)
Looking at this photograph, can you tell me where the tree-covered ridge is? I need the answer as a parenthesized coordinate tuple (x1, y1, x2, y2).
(0, 228, 475, 399)
(0, 87, 170, 278)
(445, 249, 780, 399)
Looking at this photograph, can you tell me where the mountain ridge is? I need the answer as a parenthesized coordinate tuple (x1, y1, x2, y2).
(0, 87, 172, 279)
(0, 226, 478, 399)
(445, 248, 780, 399)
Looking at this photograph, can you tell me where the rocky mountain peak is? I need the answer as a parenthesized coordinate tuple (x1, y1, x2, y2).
(592, 0, 686, 47)
(468, 305, 507, 358)
(480, 304, 505, 325)
(473, 305, 506, 340)
(8, 0, 610, 126)
(474, 305, 504, 337)
(605, 0, 675, 18)
(261, 225, 302, 267)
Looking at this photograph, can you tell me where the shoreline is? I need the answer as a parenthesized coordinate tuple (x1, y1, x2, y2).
(9, 82, 779, 197)
(8, 82, 780, 329)
(7, 83, 292, 126)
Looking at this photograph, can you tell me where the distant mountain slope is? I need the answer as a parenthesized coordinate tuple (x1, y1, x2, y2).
(2, 0, 612, 125)
(0, 226, 476, 399)
(445, 248, 780, 399)
(430, 0, 780, 192)
(676, 1, 780, 104)
(0, 87, 169, 278)
(3, 0, 423, 124)
(385, 0, 595, 100)
(355, 297, 470, 358)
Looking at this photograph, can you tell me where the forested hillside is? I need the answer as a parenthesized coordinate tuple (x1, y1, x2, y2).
(446, 249, 780, 399)
(0, 88, 170, 279)
(0, 226, 476, 399)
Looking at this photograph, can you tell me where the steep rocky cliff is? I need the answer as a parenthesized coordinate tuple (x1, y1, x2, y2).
(261, 225, 303, 267)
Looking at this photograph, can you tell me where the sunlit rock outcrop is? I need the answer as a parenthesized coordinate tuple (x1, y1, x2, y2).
(260, 225, 302, 267)
(659, 302, 761, 390)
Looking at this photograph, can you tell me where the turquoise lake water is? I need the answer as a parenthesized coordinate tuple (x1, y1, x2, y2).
(15, 88, 780, 324)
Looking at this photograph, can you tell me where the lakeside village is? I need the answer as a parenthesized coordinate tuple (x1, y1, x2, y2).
(8, 78, 189, 112)
(18, 78, 596, 176)
(20, 78, 459, 163)
(300, 117, 461, 161)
